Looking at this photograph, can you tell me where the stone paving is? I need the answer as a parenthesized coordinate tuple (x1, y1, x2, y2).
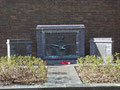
(44, 65, 82, 87)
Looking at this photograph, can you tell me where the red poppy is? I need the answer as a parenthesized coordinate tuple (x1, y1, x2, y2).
(61, 61, 71, 64)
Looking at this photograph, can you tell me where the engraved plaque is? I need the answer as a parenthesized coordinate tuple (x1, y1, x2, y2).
(45, 33, 76, 56)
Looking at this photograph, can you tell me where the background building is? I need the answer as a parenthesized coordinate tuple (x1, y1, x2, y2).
(0, 0, 120, 57)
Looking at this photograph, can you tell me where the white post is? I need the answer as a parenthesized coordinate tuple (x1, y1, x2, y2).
(6, 39, 10, 61)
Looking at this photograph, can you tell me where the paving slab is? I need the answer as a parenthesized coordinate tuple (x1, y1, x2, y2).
(44, 65, 82, 87)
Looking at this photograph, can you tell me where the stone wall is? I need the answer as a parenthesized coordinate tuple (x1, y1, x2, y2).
(0, 0, 120, 57)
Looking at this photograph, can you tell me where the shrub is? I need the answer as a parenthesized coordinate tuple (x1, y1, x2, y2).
(77, 55, 103, 65)
(77, 53, 120, 83)
(0, 55, 47, 85)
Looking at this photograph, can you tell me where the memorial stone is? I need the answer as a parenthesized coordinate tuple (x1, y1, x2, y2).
(90, 38, 113, 62)
(6, 39, 32, 57)
(36, 25, 85, 64)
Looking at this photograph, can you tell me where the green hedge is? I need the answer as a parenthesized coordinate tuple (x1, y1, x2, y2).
(77, 53, 120, 65)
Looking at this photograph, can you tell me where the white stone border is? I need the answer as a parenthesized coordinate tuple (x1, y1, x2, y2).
(89, 38, 113, 43)
(36, 24, 85, 29)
